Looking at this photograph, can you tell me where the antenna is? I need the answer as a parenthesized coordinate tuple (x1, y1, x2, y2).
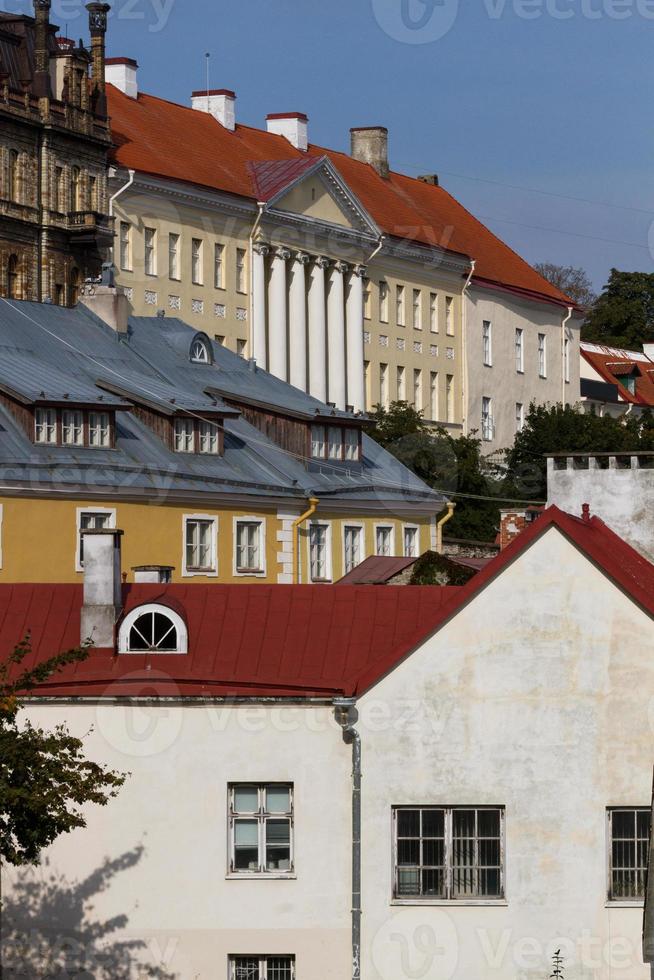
(205, 52, 210, 110)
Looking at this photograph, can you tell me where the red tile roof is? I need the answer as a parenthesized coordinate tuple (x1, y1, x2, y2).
(4, 508, 653, 701)
(107, 86, 572, 309)
(581, 343, 654, 406)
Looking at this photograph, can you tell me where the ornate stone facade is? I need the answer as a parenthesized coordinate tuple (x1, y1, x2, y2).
(0, 2, 112, 305)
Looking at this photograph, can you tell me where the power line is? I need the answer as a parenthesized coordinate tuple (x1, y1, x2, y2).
(473, 212, 652, 252)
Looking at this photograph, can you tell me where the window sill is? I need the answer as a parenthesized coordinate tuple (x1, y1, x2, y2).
(605, 901, 644, 908)
(227, 873, 297, 881)
(183, 569, 218, 578)
(235, 569, 266, 577)
(391, 899, 508, 907)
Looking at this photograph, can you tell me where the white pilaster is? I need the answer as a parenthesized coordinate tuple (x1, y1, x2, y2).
(308, 256, 329, 403)
(252, 242, 269, 369)
(346, 265, 366, 412)
(327, 261, 348, 410)
(268, 246, 291, 381)
(289, 252, 310, 391)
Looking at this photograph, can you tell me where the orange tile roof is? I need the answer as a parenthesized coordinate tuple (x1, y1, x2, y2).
(107, 85, 572, 309)
(581, 343, 654, 406)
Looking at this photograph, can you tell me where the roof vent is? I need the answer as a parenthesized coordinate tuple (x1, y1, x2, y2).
(106, 57, 138, 99)
(418, 174, 439, 186)
(350, 127, 389, 179)
(191, 89, 236, 131)
(266, 112, 308, 151)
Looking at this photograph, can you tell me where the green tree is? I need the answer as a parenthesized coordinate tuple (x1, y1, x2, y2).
(533, 262, 596, 309)
(582, 269, 654, 350)
(368, 401, 428, 449)
(0, 638, 126, 868)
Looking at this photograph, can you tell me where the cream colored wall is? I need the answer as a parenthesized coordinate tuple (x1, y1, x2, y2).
(275, 179, 356, 227)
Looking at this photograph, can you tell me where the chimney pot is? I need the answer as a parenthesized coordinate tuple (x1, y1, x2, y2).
(266, 112, 309, 151)
(106, 57, 138, 98)
(81, 529, 123, 648)
(191, 89, 236, 130)
(350, 126, 389, 179)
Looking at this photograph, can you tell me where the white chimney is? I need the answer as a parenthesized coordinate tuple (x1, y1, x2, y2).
(191, 88, 236, 131)
(266, 112, 309, 152)
(105, 57, 139, 99)
(80, 529, 123, 648)
(132, 565, 174, 584)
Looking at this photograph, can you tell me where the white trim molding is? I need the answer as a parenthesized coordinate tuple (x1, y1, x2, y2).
(182, 513, 218, 578)
(232, 516, 267, 578)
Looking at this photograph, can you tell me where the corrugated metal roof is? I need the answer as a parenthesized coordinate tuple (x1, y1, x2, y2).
(336, 556, 417, 584)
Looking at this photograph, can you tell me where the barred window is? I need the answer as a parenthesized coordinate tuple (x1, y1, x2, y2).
(229, 956, 295, 980)
(229, 784, 293, 875)
(608, 808, 650, 901)
(393, 806, 504, 901)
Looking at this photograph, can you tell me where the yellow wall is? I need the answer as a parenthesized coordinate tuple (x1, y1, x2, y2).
(0, 496, 436, 584)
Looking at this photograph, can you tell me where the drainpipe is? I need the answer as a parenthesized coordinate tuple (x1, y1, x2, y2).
(366, 233, 385, 265)
(334, 697, 362, 980)
(461, 259, 476, 435)
(436, 500, 456, 554)
(108, 167, 135, 266)
(292, 496, 319, 583)
(561, 305, 573, 406)
(249, 202, 267, 355)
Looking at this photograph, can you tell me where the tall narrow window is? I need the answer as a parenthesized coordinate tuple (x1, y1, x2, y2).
(481, 396, 493, 441)
(344, 428, 359, 462)
(168, 233, 180, 280)
(403, 526, 418, 558)
(144, 228, 156, 276)
(34, 408, 57, 445)
(198, 420, 219, 454)
(564, 337, 570, 383)
(538, 333, 547, 377)
(70, 166, 80, 211)
(236, 247, 247, 293)
(363, 280, 371, 320)
(328, 427, 343, 461)
(236, 521, 263, 573)
(62, 410, 84, 446)
(446, 374, 454, 423)
(445, 296, 454, 335)
(343, 525, 363, 574)
(379, 280, 389, 322)
(364, 360, 371, 411)
(397, 365, 406, 401)
(8, 149, 19, 202)
(515, 402, 524, 433)
(236, 338, 247, 358)
(379, 363, 388, 408)
(191, 238, 203, 285)
(174, 418, 195, 453)
(412, 289, 422, 330)
(185, 518, 215, 573)
(88, 175, 97, 211)
(214, 243, 225, 289)
(608, 808, 650, 901)
(515, 327, 524, 373)
(396, 285, 406, 327)
(430, 371, 438, 420)
(7, 254, 19, 299)
(309, 523, 330, 581)
(376, 525, 393, 556)
(119, 222, 131, 271)
(413, 369, 422, 410)
(229, 784, 293, 875)
(53, 166, 63, 211)
(89, 412, 111, 447)
(482, 320, 492, 366)
(430, 292, 438, 333)
(69, 267, 80, 306)
(311, 425, 326, 459)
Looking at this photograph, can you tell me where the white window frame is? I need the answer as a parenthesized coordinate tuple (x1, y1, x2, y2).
(379, 280, 389, 322)
(413, 368, 422, 411)
(430, 292, 438, 333)
(403, 524, 419, 558)
(88, 411, 111, 448)
(538, 333, 547, 378)
(375, 523, 395, 557)
(119, 221, 131, 272)
(214, 242, 225, 289)
(607, 807, 651, 905)
(482, 320, 492, 367)
(445, 374, 454, 423)
(515, 402, 525, 433)
(363, 280, 371, 320)
(396, 284, 406, 327)
(62, 409, 84, 447)
(429, 371, 439, 420)
(75, 506, 116, 573)
(379, 363, 389, 408)
(481, 396, 493, 442)
(233, 517, 266, 577)
(236, 247, 247, 294)
(227, 783, 295, 878)
(34, 407, 57, 445)
(198, 419, 220, 454)
(144, 226, 157, 277)
(118, 602, 188, 655)
(342, 522, 365, 575)
(191, 237, 203, 286)
(236, 338, 248, 358)
(307, 520, 332, 583)
(168, 232, 180, 281)
(228, 956, 296, 979)
(396, 365, 406, 401)
(412, 288, 422, 330)
(182, 514, 218, 577)
(445, 296, 454, 336)
(174, 417, 195, 453)
(564, 336, 571, 384)
(515, 327, 524, 373)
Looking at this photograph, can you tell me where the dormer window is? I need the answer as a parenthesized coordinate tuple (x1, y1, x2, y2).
(174, 417, 195, 452)
(62, 410, 84, 446)
(33, 407, 114, 449)
(190, 337, 211, 364)
(89, 412, 111, 447)
(119, 603, 188, 655)
(616, 374, 636, 395)
(35, 408, 57, 445)
(199, 419, 219, 454)
(173, 416, 222, 455)
(311, 424, 361, 462)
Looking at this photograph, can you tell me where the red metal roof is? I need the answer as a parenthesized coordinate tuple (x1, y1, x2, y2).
(581, 344, 654, 406)
(6, 507, 652, 700)
(106, 86, 572, 308)
(336, 555, 417, 585)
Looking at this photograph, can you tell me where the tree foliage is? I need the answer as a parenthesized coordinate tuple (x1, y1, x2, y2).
(533, 262, 597, 309)
(582, 269, 654, 350)
(0, 639, 126, 866)
(409, 551, 478, 586)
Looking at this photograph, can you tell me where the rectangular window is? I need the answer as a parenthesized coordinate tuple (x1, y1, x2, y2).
(88, 175, 97, 211)
(54, 166, 63, 211)
(229, 784, 293, 875)
(236, 247, 247, 293)
(538, 333, 547, 378)
(412, 289, 422, 330)
(376, 525, 393, 557)
(413, 369, 422, 411)
(397, 365, 406, 401)
(403, 526, 418, 558)
(446, 374, 454, 423)
(191, 238, 203, 285)
(393, 806, 504, 901)
(236, 338, 247, 358)
(482, 320, 492, 366)
(185, 517, 215, 572)
(144, 227, 156, 277)
(78, 509, 114, 568)
(62, 409, 83, 446)
(174, 417, 195, 453)
(309, 523, 330, 581)
(515, 402, 524, 433)
(344, 428, 359, 462)
(34, 408, 57, 445)
(515, 328, 524, 373)
(564, 337, 570, 383)
(379, 280, 389, 322)
(481, 396, 493, 441)
(445, 296, 454, 335)
(168, 233, 180, 280)
(236, 521, 263, 573)
(119, 221, 131, 272)
(198, 420, 219, 455)
(344, 525, 363, 574)
(214, 243, 225, 289)
(396, 285, 406, 327)
(430, 292, 438, 333)
(311, 425, 326, 459)
(430, 371, 438, 420)
(608, 808, 650, 901)
(363, 280, 371, 320)
(229, 956, 295, 980)
(380, 363, 388, 408)
(328, 427, 343, 461)
(89, 411, 111, 448)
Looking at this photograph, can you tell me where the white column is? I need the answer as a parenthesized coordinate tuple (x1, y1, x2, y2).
(346, 264, 366, 412)
(251, 242, 269, 369)
(308, 256, 329, 403)
(289, 251, 310, 391)
(327, 261, 348, 410)
(268, 246, 290, 381)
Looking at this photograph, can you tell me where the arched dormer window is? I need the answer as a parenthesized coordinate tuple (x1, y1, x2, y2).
(119, 603, 188, 654)
(190, 335, 212, 364)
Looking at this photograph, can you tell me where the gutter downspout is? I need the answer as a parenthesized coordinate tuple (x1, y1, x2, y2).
(108, 167, 135, 266)
(292, 496, 319, 583)
(249, 202, 266, 356)
(436, 500, 456, 554)
(561, 305, 573, 407)
(461, 259, 476, 436)
(366, 233, 385, 265)
(334, 698, 361, 980)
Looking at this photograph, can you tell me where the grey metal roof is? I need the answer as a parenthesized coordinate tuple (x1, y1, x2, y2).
(0, 298, 442, 507)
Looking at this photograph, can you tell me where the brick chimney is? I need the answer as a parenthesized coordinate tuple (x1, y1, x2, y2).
(499, 507, 543, 550)
(80, 263, 130, 333)
(80, 528, 123, 648)
(351, 126, 389, 179)
(191, 89, 236, 130)
(106, 56, 138, 99)
(267, 112, 308, 151)
(86, 2, 111, 114)
(32, 0, 52, 100)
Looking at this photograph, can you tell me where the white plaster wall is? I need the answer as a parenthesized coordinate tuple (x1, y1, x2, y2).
(2, 704, 351, 980)
(466, 289, 582, 452)
(358, 526, 654, 980)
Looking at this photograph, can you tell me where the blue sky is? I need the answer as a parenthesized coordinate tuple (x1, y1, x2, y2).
(45, 0, 654, 290)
